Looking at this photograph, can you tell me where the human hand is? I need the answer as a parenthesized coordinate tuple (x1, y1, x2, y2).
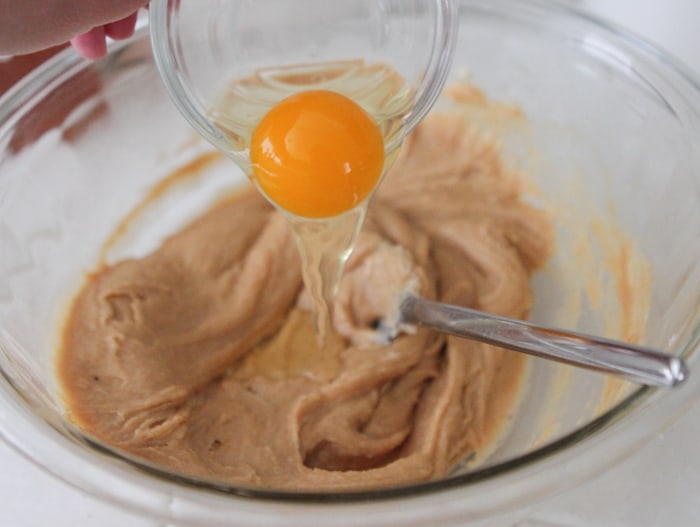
(1, 1, 148, 59)
(70, 11, 141, 59)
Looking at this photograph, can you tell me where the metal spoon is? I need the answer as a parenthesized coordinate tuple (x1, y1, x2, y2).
(386, 295, 687, 388)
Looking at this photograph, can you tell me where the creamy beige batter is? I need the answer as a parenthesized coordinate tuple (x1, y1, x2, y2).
(57, 106, 553, 491)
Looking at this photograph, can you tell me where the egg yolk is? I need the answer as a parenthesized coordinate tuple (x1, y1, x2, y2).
(250, 90, 385, 218)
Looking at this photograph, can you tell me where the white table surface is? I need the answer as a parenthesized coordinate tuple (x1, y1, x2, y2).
(3, 1, 700, 526)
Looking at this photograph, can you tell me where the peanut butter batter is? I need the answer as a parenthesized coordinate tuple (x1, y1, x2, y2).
(57, 107, 553, 491)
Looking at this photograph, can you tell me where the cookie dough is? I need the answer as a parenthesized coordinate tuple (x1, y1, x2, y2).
(57, 104, 553, 491)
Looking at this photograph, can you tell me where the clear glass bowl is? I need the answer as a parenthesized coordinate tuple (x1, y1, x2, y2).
(149, 0, 458, 162)
(0, 0, 699, 525)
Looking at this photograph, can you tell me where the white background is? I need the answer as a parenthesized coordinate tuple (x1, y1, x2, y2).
(3, 1, 700, 525)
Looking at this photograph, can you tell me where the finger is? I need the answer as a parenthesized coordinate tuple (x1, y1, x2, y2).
(0, 0, 148, 55)
(70, 26, 107, 60)
(105, 12, 139, 41)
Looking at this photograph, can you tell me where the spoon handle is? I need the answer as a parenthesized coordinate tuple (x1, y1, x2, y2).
(400, 295, 688, 388)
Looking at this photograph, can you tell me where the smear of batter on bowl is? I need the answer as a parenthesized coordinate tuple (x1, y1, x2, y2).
(56, 87, 554, 491)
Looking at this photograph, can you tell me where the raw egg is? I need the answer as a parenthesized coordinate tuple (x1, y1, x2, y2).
(250, 90, 384, 218)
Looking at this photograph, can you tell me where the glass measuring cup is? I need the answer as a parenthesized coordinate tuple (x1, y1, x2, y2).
(149, 0, 457, 170)
(149, 0, 458, 335)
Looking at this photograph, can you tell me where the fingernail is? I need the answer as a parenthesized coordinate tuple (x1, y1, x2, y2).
(70, 26, 107, 60)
